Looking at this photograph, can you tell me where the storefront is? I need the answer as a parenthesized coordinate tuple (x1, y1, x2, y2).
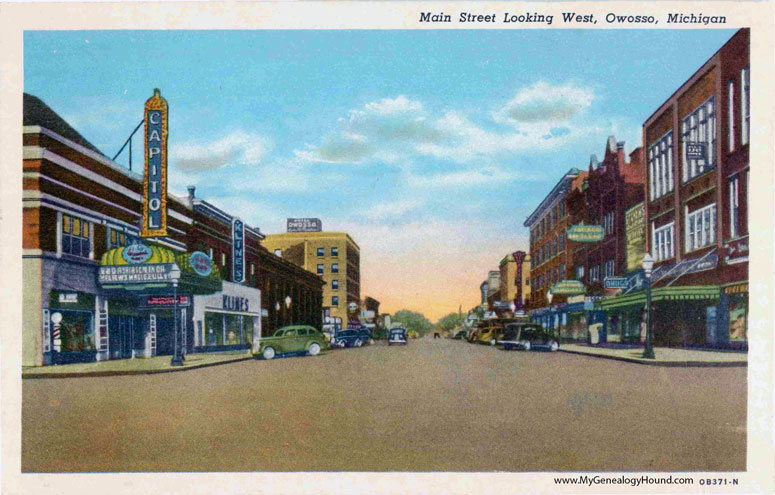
(98, 243, 222, 360)
(46, 291, 97, 365)
(192, 281, 261, 353)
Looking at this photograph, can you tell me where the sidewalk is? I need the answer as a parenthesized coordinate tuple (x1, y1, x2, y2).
(560, 343, 747, 367)
(22, 352, 254, 379)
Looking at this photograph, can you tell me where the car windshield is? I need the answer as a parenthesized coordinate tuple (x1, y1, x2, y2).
(273, 330, 285, 337)
(338, 330, 356, 336)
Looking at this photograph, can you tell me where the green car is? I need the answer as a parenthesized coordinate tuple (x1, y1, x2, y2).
(255, 325, 329, 360)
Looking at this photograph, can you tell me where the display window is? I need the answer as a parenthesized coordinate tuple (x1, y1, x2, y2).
(57, 310, 95, 352)
(728, 293, 747, 342)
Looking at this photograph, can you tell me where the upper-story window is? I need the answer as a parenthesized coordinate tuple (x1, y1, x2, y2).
(603, 259, 615, 279)
(331, 263, 339, 274)
(317, 264, 324, 275)
(317, 247, 325, 257)
(221, 252, 227, 267)
(728, 80, 735, 153)
(331, 247, 339, 257)
(729, 175, 741, 238)
(559, 231, 565, 252)
(107, 227, 138, 249)
(686, 203, 716, 252)
(552, 236, 558, 257)
(61, 214, 91, 258)
(590, 265, 600, 282)
(652, 222, 675, 261)
(649, 131, 674, 201)
(741, 66, 750, 146)
(682, 96, 716, 183)
(331, 280, 339, 290)
(575, 265, 584, 281)
(559, 201, 565, 219)
(603, 212, 614, 235)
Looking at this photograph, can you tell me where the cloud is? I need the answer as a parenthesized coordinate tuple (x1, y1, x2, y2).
(494, 81, 594, 124)
(362, 199, 422, 221)
(173, 131, 270, 172)
(406, 167, 514, 189)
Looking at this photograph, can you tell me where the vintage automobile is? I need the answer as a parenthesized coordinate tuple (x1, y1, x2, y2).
(497, 322, 560, 352)
(254, 325, 328, 360)
(330, 328, 367, 348)
(476, 318, 523, 345)
(388, 327, 408, 345)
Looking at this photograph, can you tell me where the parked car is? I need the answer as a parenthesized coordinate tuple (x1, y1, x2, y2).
(453, 329, 467, 340)
(330, 328, 367, 348)
(475, 318, 523, 345)
(357, 327, 372, 345)
(388, 327, 407, 345)
(255, 325, 328, 360)
(497, 322, 560, 351)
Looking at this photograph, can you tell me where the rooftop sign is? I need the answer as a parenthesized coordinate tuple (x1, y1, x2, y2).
(287, 218, 322, 232)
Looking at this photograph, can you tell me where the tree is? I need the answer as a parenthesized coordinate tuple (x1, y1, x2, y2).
(392, 310, 433, 336)
(437, 312, 466, 333)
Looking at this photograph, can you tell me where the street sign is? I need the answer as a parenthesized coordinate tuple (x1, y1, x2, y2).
(550, 280, 586, 295)
(567, 224, 604, 242)
(604, 277, 628, 289)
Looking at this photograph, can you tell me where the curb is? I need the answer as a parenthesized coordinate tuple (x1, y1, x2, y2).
(559, 349, 747, 367)
(22, 356, 255, 380)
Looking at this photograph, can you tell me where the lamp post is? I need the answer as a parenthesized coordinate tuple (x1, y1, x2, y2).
(641, 254, 655, 359)
(547, 290, 553, 331)
(170, 264, 183, 366)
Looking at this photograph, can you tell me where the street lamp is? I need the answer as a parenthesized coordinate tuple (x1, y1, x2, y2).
(170, 263, 183, 366)
(285, 295, 292, 308)
(641, 253, 655, 359)
(547, 290, 553, 331)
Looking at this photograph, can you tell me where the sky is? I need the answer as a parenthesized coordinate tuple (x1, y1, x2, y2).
(24, 29, 736, 321)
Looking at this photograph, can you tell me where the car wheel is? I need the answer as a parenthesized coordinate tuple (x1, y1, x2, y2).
(355, 339, 363, 348)
(308, 343, 321, 356)
(490, 339, 497, 346)
(262, 347, 276, 360)
(523, 341, 531, 351)
(549, 340, 559, 352)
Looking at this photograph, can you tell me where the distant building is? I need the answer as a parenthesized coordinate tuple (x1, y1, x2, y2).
(498, 252, 531, 309)
(262, 232, 360, 324)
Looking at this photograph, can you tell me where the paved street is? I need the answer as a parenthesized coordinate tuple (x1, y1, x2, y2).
(22, 338, 745, 472)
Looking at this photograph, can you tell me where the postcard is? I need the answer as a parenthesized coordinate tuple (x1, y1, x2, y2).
(1, 2, 774, 494)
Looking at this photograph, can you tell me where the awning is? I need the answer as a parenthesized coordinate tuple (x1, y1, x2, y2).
(723, 283, 748, 294)
(599, 286, 721, 311)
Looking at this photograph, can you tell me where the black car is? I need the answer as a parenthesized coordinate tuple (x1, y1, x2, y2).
(331, 329, 366, 348)
(497, 323, 560, 351)
(388, 327, 407, 345)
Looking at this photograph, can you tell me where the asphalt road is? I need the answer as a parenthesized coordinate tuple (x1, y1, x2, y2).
(22, 338, 746, 472)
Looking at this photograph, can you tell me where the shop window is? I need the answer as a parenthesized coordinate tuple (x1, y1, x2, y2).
(205, 312, 223, 346)
(332, 280, 339, 290)
(685, 203, 716, 252)
(56, 310, 95, 352)
(61, 214, 91, 258)
(728, 293, 747, 342)
(652, 222, 675, 261)
(649, 131, 674, 201)
(741, 67, 750, 146)
(225, 314, 241, 345)
(682, 96, 716, 183)
(331, 247, 339, 257)
(331, 263, 339, 274)
(242, 316, 253, 345)
(317, 247, 325, 257)
(317, 264, 324, 275)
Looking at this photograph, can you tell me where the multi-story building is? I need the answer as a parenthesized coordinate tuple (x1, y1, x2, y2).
(524, 168, 580, 311)
(497, 252, 531, 310)
(262, 232, 360, 324)
(601, 28, 750, 349)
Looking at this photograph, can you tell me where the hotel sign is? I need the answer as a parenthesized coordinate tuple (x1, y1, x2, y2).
(141, 89, 169, 238)
(550, 280, 586, 295)
(287, 218, 322, 232)
(98, 263, 176, 284)
(567, 224, 604, 242)
(232, 218, 245, 283)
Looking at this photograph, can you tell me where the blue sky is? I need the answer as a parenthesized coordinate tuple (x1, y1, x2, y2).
(24, 29, 736, 319)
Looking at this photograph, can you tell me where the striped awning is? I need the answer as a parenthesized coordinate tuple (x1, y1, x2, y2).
(598, 286, 720, 311)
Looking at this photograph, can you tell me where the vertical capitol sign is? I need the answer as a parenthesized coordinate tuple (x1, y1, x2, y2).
(142, 88, 169, 237)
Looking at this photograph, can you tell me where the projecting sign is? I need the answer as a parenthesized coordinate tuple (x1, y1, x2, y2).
(567, 225, 604, 242)
(121, 242, 153, 264)
(550, 280, 586, 295)
(724, 237, 749, 264)
(98, 263, 177, 284)
(232, 218, 245, 283)
(604, 277, 628, 289)
(685, 142, 707, 160)
(141, 89, 169, 237)
(287, 218, 322, 232)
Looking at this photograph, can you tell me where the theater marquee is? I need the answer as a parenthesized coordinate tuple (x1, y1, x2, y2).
(142, 88, 169, 237)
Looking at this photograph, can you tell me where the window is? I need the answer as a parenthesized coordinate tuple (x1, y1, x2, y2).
(558, 264, 565, 281)
(317, 247, 325, 257)
(331, 247, 339, 257)
(741, 67, 750, 146)
(652, 222, 675, 261)
(332, 296, 339, 306)
(331, 280, 339, 290)
(552, 236, 558, 257)
(604, 212, 614, 235)
(728, 80, 735, 152)
(729, 175, 740, 238)
(604, 260, 615, 279)
(682, 97, 716, 182)
(61, 214, 91, 258)
(590, 265, 600, 282)
(221, 252, 226, 267)
(649, 131, 674, 201)
(525, 277, 530, 287)
(559, 232, 565, 252)
(107, 228, 137, 249)
(274, 249, 282, 257)
(331, 263, 339, 274)
(575, 265, 585, 280)
(686, 203, 717, 252)
(559, 201, 565, 219)
(317, 264, 324, 275)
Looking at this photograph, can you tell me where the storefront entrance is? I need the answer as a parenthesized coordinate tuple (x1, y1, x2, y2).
(108, 315, 145, 359)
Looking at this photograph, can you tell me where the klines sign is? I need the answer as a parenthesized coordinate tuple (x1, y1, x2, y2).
(232, 218, 245, 283)
(142, 89, 169, 237)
